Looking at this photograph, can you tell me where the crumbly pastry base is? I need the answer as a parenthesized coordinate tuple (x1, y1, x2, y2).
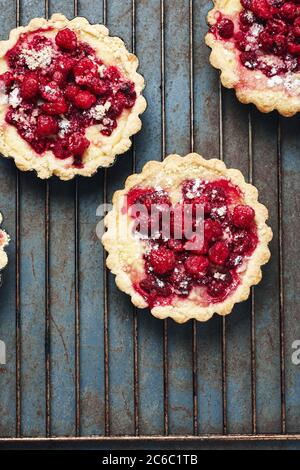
(102, 153, 273, 323)
(0, 212, 9, 271)
(206, 0, 300, 117)
(0, 14, 146, 180)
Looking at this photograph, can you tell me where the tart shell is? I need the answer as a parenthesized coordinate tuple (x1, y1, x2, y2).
(205, 0, 300, 117)
(102, 153, 273, 324)
(0, 14, 147, 180)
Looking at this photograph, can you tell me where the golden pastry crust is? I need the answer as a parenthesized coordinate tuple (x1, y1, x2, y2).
(0, 13, 146, 180)
(0, 212, 9, 271)
(102, 153, 273, 323)
(205, 0, 300, 117)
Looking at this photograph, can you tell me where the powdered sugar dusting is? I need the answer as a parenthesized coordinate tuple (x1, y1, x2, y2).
(8, 88, 21, 108)
(98, 64, 106, 78)
(213, 272, 227, 281)
(58, 118, 71, 137)
(266, 72, 300, 95)
(21, 45, 54, 70)
(90, 101, 111, 121)
(267, 75, 283, 88)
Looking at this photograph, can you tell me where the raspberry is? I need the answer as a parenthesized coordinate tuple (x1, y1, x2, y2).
(184, 234, 208, 254)
(129, 187, 171, 212)
(217, 18, 234, 39)
(167, 239, 184, 252)
(184, 255, 209, 277)
(294, 17, 300, 38)
(108, 95, 126, 118)
(288, 42, 300, 55)
(204, 219, 222, 242)
(259, 31, 274, 53)
(40, 81, 62, 102)
(191, 195, 211, 216)
(209, 241, 229, 266)
(273, 34, 287, 56)
(55, 28, 78, 51)
(266, 19, 288, 35)
(235, 31, 247, 52)
(21, 72, 39, 100)
(232, 229, 257, 254)
(68, 132, 90, 156)
(207, 279, 228, 298)
(241, 0, 252, 8)
(74, 58, 98, 86)
(89, 77, 110, 95)
(232, 205, 255, 228)
(240, 51, 258, 69)
(280, 2, 298, 21)
(139, 276, 172, 298)
(36, 114, 59, 136)
(149, 247, 176, 275)
(0, 71, 14, 90)
(52, 138, 70, 160)
(51, 70, 66, 86)
(227, 253, 243, 269)
(104, 66, 121, 82)
(239, 10, 255, 26)
(251, 0, 276, 19)
(169, 265, 192, 296)
(41, 98, 68, 115)
(64, 83, 80, 102)
(58, 56, 76, 72)
(51, 57, 76, 86)
(118, 82, 137, 108)
(205, 185, 226, 205)
(74, 90, 97, 110)
(127, 187, 153, 207)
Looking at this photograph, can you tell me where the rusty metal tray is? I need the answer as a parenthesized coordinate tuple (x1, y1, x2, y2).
(0, 0, 299, 450)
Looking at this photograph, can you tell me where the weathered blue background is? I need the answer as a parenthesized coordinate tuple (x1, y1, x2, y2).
(0, 0, 299, 448)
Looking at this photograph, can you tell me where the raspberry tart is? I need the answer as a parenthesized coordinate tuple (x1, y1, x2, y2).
(0, 212, 9, 274)
(102, 154, 272, 323)
(0, 14, 146, 179)
(206, 0, 300, 116)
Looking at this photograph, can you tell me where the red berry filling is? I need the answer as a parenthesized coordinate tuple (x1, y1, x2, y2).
(210, 0, 300, 78)
(127, 179, 258, 308)
(0, 28, 137, 167)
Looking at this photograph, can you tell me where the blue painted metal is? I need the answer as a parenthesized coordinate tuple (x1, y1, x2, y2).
(0, 0, 18, 439)
(0, 0, 298, 447)
(135, 0, 165, 436)
(281, 115, 300, 433)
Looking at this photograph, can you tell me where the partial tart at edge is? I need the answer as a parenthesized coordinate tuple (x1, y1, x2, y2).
(206, 0, 300, 116)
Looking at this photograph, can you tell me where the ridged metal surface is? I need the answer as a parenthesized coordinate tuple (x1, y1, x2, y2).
(0, 0, 299, 448)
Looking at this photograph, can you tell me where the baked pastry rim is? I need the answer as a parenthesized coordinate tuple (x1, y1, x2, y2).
(0, 13, 147, 180)
(102, 153, 273, 323)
